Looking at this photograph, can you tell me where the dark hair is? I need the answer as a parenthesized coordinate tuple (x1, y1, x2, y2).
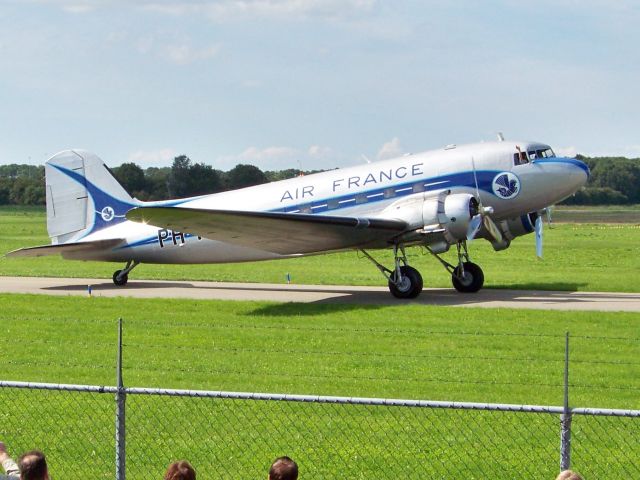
(164, 460, 196, 480)
(269, 456, 298, 480)
(18, 450, 48, 480)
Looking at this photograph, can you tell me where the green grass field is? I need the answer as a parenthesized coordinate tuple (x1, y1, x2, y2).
(1, 206, 638, 478)
(1, 206, 640, 292)
(1, 294, 638, 479)
(1, 294, 637, 408)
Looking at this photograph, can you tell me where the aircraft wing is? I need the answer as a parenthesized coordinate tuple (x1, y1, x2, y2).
(127, 207, 408, 254)
(6, 238, 125, 258)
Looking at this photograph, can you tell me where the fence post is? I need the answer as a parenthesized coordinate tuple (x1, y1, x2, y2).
(115, 318, 126, 480)
(560, 332, 572, 471)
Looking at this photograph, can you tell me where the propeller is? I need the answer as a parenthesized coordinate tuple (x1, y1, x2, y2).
(535, 214, 543, 258)
(534, 207, 553, 258)
(466, 157, 503, 243)
(545, 206, 554, 229)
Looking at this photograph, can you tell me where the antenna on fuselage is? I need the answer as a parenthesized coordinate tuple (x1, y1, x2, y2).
(497, 132, 505, 142)
(361, 154, 372, 164)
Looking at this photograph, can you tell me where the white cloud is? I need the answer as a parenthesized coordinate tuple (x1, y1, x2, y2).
(582, 145, 640, 158)
(216, 144, 339, 170)
(27, 0, 377, 20)
(555, 146, 578, 158)
(141, 0, 377, 21)
(308, 145, 333, 158)
(134, 34, 221, 65)
(164, 43, 221, 65)
(622, 145, 640, 157)
(241, 79, 263, 88)
(225, 146, 300, 170)
(62, 4, 95, 13)
(136, 36, 154, 54)
(376, 137, 403, 161)
(127, 148, 177, 167)
(238, 146, 299, 162)
(25, 0, 109, 13)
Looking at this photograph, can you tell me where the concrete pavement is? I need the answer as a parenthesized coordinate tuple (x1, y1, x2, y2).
(1, 276, 639, 311)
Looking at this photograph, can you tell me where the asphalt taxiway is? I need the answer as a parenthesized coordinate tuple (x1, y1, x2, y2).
(1, 276, 639, 311)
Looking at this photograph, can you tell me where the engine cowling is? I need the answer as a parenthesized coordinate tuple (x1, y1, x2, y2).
(422, 192, 479, 244)
(382, 191, 480, 251)
(490, 212, 539, 251)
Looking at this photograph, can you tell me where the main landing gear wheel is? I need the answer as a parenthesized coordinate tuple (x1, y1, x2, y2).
(452, 262, 484, 293)
(359, 246, 424, 299)
(112, 260, 140, 287)
(389, 265, 423, 299)
(112, 270, 128, 286)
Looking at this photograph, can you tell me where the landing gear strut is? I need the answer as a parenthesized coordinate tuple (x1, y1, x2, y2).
(360, 244, 423, 299)
(427, 241, 484, 293)
(112, 260, 140, 287)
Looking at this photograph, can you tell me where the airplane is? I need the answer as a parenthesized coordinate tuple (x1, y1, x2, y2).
(6, 138, 589, 299)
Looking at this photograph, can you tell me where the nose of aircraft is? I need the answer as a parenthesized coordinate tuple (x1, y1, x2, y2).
(531, 156, 590, 203)
(567, 157, 590, 189)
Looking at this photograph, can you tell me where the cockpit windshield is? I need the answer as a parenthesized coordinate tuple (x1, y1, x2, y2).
(514, 146, 555, 165)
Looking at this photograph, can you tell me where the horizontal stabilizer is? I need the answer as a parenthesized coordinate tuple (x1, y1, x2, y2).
(6, 238, 125, 258)
(127, 207, 408, 254)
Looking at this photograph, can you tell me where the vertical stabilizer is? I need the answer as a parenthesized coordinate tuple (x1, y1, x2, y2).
(46, 150, 137, 244)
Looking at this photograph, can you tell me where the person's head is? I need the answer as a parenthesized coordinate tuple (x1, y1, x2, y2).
(17, 450, 48, 480)
(164, 460, 196, 480)
(556, 470, 583, 480)
(269, 456, 298, 480)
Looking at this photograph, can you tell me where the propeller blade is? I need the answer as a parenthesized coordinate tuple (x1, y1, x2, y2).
(483, 215, 503, 243)
(471, 156, 481, 204)
(467, 214, 483, 241)
(535, 215, 544, 258)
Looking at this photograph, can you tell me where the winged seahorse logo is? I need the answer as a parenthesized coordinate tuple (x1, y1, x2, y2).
(492, 172, 520, 199)
(100, 206, 116, 222)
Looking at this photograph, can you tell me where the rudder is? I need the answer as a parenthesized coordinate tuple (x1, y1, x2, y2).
(46, 150, 137, 244)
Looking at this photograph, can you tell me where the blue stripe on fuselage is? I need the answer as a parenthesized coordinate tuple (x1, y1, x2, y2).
(118, 170, 502, 251)
(269, 169, 499, 214)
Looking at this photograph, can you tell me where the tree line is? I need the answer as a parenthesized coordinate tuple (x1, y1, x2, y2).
(0, 154, 638, 206)
(561, 155, 640, 205)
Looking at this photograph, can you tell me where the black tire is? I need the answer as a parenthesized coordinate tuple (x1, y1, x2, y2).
(113, 270, 128, 286)
(388, 266, 423, 299)
(452, 262, 484, 293)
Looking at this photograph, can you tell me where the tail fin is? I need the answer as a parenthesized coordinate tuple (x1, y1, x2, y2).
(45, 150, 137, 244)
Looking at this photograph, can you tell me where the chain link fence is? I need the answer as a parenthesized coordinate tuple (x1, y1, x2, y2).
(1, 381, 639, 479)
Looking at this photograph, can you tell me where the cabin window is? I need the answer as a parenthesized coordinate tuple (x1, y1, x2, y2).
(537, 148, 555, 158)
(383, 188, 395, 199)
(299, 204, 312, 214)
(355, 194, 368, 204)
(514, 152, 529, 165)
(327, 199, 340, 210)
(412, 183, 424, 193)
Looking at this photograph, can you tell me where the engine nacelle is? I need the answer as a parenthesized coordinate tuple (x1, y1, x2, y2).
(491, 212, 539, 251)
(382, 191, 479, 248)
(499, 212, 539, 240)
(422, 192, 479, 244)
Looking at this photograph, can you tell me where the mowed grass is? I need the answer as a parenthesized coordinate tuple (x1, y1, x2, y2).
(2, 294, 638, 478)
(1, 207, 639, 478)
(1, 206, 640, 292)
(1, 294, 638, 409)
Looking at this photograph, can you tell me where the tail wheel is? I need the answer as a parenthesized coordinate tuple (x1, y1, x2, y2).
(452, 262, 484, 293)
(389, 266, 423, 299)
(113, 270, 128, 287)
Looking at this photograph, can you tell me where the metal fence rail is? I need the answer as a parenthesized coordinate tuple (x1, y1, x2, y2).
(1, 380, 638, 480)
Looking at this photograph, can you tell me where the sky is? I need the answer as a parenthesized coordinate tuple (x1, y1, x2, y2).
(1, 0, 639, 170)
